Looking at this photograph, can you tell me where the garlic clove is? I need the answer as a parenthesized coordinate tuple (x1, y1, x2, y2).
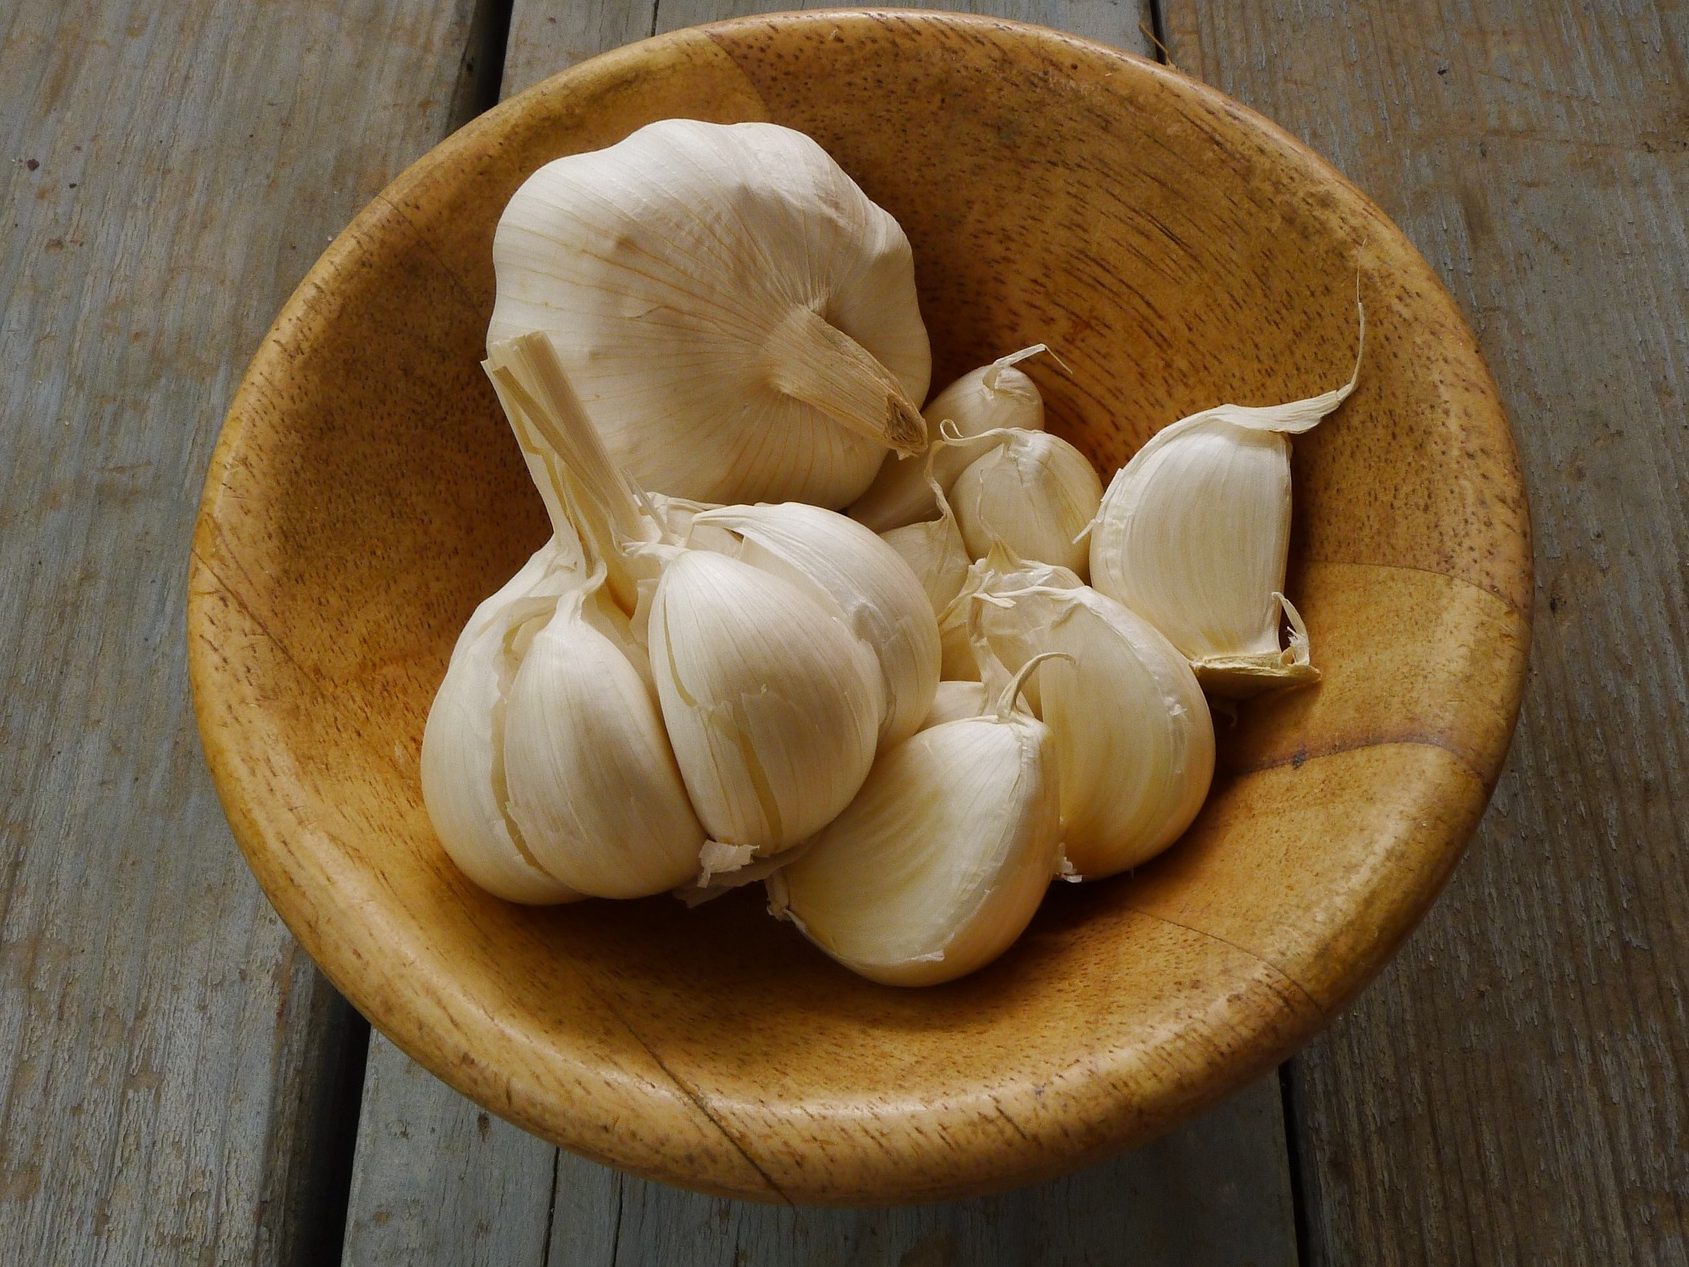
(1089, 309, 1363, 696)
(936, 545, 1083, 682)
(502, 579, 706, 899)
(950, 429, 1103, 579)
(849, 347, 1048, 532)
(489, 119, 931, 508)
(420, 546, 582, 904)
(876, 471, 971, 620)
(649, 549, 883, 854)
(769, 656, 1063, 986)
(691, 502, 939, 746)
(879, 513, 970, 619)
(976, 583, 1215, 878)
(922, 679, 989, 728)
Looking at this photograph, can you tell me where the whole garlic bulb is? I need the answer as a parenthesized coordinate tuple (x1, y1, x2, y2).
(489, 119, 932, 508)
(419, 539, 582, 904)
(849, 347, 1048, 532)
(768, 656, 1065, 986)
(486, 333, 889, 862)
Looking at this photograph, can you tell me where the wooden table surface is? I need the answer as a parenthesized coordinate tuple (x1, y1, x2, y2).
(2, 1, 1683, 1263)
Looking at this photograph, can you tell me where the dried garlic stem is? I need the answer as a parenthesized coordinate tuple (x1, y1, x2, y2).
(765, 305, 927, 456)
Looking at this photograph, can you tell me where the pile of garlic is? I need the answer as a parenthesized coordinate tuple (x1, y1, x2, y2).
(422, 119, 1360, 986)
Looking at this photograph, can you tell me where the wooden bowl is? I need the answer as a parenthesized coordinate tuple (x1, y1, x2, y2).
(189, 10, 1530, 1204)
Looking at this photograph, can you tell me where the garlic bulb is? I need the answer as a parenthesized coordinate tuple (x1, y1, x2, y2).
(650, 549, 883, 854)
(691, 502, 939, 745)
(949, 427, 1103, 579)
(1089, 316, 1363, 695)
(878, 480, 970, 618)
(485, 332, 885, 867)
(489, 118, 931, 508)
(502, 572, 706, 899)
(419, 540, 581, 904)
(768, 656, 1064, 986)
(849, 347, 1048, 531)
(975, 582, 1215, 877)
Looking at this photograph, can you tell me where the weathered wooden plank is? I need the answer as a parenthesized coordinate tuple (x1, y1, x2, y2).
(0, 0, 489, 1262)
(344, 5, 1299, 1265)
(341, 1035, 557, 1266)
(1159, 2, 1688, 1262)
(547, 1077, 1296, 1266)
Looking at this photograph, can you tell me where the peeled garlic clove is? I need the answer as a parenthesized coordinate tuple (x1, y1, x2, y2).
(977, 584, 1214, 878)
(769, 657, 1062, 986)
(922, 680, 988, 728)
(420, 547, 581, 904)
(950, 429, 1103, 579)
(1089, 318, 1362, 696)
(849, 347, 1048, 531)
(690, 502, 939, 746)
(489, 119, 931, 508)
(650, 550, 883, 854)
(502, 581, 706, 899)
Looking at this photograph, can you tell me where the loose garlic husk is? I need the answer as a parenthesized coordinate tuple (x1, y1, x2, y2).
(973, 580, 1215, 878)
(878, 478, 970, 619)
(1089, 309, 1363, 696)
(420, 540, 582, 904)
(948, 426, 1103, 579)
(849, 347, 1048, 532)
(690, 502, 939, 746)
(489, 119, 931, 508)
(501, 571, 706, 899)
(650, 549, 883, 854)
(768, 655, 1066, 986)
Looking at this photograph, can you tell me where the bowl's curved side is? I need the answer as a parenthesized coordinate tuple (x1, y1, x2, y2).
(189, 9, 1531, 1205)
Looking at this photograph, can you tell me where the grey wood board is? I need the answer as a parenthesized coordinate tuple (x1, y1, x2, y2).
(0, 0, 489, 1262)
(342, 1034, 559, 1267)
(1160, 1, 1689, 1263)
(341, 3, 1301, 1266)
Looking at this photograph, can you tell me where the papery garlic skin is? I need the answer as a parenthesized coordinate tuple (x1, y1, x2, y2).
(650, 550, 883, 854)
(950, 430, 1103, 579)
(849, 349, 1047, 531)
(692, 502, 939, 745)
(1089, 335, 1360, 696)
(502, 579, 705, 899)
(770, 669, 1061, 986)
(489, 119, 931, 508)
(977, 584, 1214, 877)
(419, 542, 581, 904)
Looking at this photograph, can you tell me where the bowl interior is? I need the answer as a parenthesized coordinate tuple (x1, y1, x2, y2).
(189, 11, 1530, 1204)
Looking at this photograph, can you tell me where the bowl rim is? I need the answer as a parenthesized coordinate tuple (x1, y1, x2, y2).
(189, 6, 1532, 1205)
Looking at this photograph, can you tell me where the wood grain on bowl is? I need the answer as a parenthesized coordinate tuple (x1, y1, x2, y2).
(188, 10, 1530, 1204)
